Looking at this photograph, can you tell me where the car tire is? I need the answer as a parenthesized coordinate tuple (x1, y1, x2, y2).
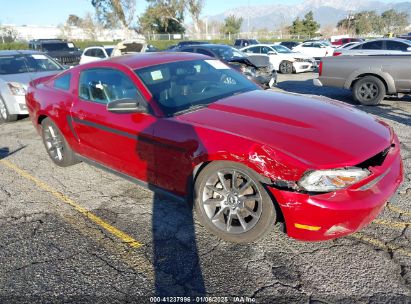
(279, 61, 293, 74)
(194, 161, 276, 243)
(0, 97, 18, 123)
(352, 76, 386, 106)
(41, 118, 78, 167)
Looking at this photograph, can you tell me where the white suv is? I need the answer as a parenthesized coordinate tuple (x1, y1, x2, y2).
(79, 46, 115, 64)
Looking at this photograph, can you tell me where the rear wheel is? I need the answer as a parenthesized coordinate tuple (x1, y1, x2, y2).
(0, 98, 18, 123)
(352, 76, 386, 106)
(41, 118, 78, 167)
(194, 161, 276, 243)
(279, 61, 293, 74)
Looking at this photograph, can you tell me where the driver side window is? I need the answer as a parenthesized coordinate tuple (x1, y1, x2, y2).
(78, 68, 142, 105)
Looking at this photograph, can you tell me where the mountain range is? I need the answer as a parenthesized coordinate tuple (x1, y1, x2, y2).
(208, 0, 411, 30)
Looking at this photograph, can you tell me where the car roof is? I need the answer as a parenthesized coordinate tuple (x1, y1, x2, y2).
(102, 52, 209, 69)
(361, 38, 411, 44)
(0, 50, 45, 56)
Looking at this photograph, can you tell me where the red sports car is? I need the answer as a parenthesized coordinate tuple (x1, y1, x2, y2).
(26, 53, 403, 242)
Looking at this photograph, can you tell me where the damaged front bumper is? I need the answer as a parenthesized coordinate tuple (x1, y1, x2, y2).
(267, 142, 404, 241)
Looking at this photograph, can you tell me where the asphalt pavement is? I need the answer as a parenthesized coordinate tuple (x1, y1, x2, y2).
(0, 72, 410, 303)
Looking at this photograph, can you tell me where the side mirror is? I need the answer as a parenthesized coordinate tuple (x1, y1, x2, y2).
(267, 51, 277, 55)
(107, 98, 146, 114)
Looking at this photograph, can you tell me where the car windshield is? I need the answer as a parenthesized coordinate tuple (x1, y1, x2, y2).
(135, 59, 259, 116)
(209, 46, 246, 61)
(0, 54, 63, 75)
(271, 45, 292, 53)
(42, 42, 75, 51)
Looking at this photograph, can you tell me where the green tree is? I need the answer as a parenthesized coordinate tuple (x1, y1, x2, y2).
(221, 15, 243, 35)
(91, 0, 136, 30)
(302, 11, 320, 37)
(139, 0, 185, 34)
(288, 17, 305, 36)
(381, 9, 408, 34)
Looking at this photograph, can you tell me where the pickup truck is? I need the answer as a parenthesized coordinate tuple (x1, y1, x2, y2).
(314, 55, 411, 105)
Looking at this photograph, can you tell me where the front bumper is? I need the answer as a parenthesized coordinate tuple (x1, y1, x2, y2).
(3, 94, 28, 115)
(268, 141, 403, 241)
(293, 61, 315, 73)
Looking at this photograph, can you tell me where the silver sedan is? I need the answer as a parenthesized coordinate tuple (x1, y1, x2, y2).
(0, 50, 65, 122)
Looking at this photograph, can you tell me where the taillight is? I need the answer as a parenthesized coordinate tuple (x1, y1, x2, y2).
(333, 52, 342, 56)
(319, 61, 323, 77)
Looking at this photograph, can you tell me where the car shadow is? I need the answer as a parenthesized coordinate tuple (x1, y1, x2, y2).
(277, 79, 411, 126)
(0, 146, 26, 160)
(136, 118, 206, 297)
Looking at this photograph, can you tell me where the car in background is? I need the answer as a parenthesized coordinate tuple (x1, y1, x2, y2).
(0, 50, 64, 122)
(292, 41, 334, 60)
(178, 44, 277, 88)
(166, 41, 208, 51)
(233, 39, 260, 49)
(26, 52, 403, 243)
(29, 39, 82, 66)
(241, 44, 316, 74)
(335, 42, 361, 49)
(333, 38, 411, 56)
(80, 45, 115, 64)
(278, 41, 301, 50)
(331, 38, 363, 47)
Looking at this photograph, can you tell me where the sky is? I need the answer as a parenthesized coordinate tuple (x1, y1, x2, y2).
(0, 0, 405, 26)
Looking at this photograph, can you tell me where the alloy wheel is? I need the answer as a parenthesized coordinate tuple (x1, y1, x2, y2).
(358, 82, 379, 101)
(201, 169, 263, 234)
(0, 99, 8, 120)
(43, 125, 64, 161)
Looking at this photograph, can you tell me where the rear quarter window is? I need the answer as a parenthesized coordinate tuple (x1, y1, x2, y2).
(54, 73, 71, 91)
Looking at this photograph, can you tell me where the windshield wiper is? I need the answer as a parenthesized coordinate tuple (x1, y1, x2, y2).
(172, 103, 209, 116)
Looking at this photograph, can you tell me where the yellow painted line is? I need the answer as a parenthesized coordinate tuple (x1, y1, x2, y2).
(294, 223, 321, 231)
(0, 159, 142, 249)
(373, 219, 411, 229)
(351, 232, 411, 258)
(387, 204, 411, 217)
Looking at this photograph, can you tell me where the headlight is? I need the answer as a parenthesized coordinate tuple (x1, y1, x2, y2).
(298, 168, 370, 192)
(240, 65, 256, 77)
(7, 82, 27, 96)
(294, 58, 305, 62)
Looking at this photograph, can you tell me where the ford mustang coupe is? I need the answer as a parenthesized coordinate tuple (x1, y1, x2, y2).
(26, 53, 403, 243)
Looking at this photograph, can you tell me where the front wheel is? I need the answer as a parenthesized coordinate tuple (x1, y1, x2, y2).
(352, 76, 386, 106)
(0, 97, 18, 123)
(194, 162, 276, 243)
(41, 118, 78, 167)
(279, 61, 293, 74)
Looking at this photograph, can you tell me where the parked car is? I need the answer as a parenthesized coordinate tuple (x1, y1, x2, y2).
(166, 41, 207, 51)
(233, 39, 260, 49)
(178, 44, 277, 88)
(240, 44, 316, 74)
(314, 55, 411, 105)
(110, 38, 148, 56)
(26, 52, 403, 243)
(0, 50, 64, 122)
(292, 41, 334, 60)
(333, 38, 411, 56)
(278, 41, 301, 50)
(28, 39, 82, 66)
(331, 38, 363, 47)
(335, 42, 361, 49)
(80, 45, 115, 64)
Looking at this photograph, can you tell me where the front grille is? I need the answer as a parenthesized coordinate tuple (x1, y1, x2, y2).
(56, 56, 80, 65)
(357, 145, 393, 168)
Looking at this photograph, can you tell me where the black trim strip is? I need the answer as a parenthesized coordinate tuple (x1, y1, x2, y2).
(66, 115, 79, 140)
(75, 154, 186, 203)
(72, 117, 186, 152)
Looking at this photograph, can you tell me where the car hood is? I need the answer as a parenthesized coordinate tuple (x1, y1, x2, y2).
(178, 90, 391, 168)
(0, 70, 61, 86)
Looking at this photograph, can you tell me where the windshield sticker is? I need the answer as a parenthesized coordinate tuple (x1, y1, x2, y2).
(67, 43, 75, 48)
(151, 70, 163, 81)
(31, 54, 48, 60)
(205, 60, 230, 69)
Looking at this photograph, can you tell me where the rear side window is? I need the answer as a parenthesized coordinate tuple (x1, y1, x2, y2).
(84, 49, 94, 56)
(78, 68, 141, 104)
(196, 49, 214, 57)
(386, 41, 408, 51)
(362, 41, 383, 50)
(54, 73, 71, 91)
